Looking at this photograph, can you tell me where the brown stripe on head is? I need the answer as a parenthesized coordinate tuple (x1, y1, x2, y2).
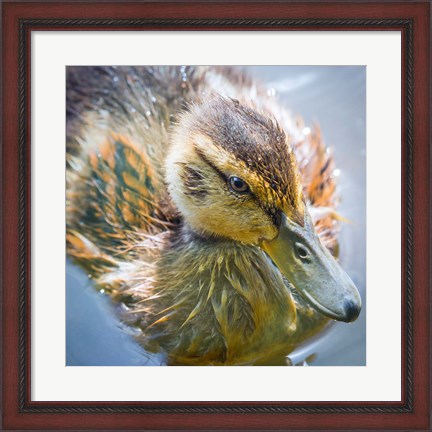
(188, 96, 305, 225)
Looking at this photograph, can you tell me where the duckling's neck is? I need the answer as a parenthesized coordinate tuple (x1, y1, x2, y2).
(131, 223, 328, 365)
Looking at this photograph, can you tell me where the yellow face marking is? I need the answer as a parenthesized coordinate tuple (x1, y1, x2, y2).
(193, 133, 305, 224)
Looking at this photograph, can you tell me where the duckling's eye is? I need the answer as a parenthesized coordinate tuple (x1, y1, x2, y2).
(228, 176, 249, 193)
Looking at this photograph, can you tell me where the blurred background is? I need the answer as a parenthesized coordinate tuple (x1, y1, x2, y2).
(66, 66, 366, 366)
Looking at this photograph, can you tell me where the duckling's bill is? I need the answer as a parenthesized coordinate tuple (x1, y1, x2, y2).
(261, 210, 361, 323)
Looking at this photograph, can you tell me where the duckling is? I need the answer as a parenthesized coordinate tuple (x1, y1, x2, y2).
(66, 66, 361, 366)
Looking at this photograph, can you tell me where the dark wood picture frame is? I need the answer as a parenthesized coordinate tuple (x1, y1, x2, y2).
(1, 1, 430, 430)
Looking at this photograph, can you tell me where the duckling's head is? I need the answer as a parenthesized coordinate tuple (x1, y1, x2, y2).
(166, 96, 361, 322)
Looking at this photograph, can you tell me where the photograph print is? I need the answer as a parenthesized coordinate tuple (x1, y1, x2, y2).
(66, 65, 366, 366)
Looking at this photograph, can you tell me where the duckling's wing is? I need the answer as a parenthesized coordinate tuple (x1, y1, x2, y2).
(66, 67, 187, 273)
(67, 132, 175, 263)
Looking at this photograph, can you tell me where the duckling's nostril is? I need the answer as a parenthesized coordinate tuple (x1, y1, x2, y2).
(343, 299, 361, 322)
(297, 246, 308, 258)
(295, 243, 309, 261)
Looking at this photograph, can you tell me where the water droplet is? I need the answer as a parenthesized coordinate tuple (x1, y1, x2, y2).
(130, 108, 136, 113)
(113, 76, 119, 83)
(302, 126, 311, 136)
(87, 274, 92, 279)
(267, 88, 276, 96)
(99, 288, 105, 294)
(180, 65, 188, 82)
(151, 96, 157, 103)
(333, 168, 341, 177)
(145, 110, 151, 116)
(97, 153, 102, 158)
